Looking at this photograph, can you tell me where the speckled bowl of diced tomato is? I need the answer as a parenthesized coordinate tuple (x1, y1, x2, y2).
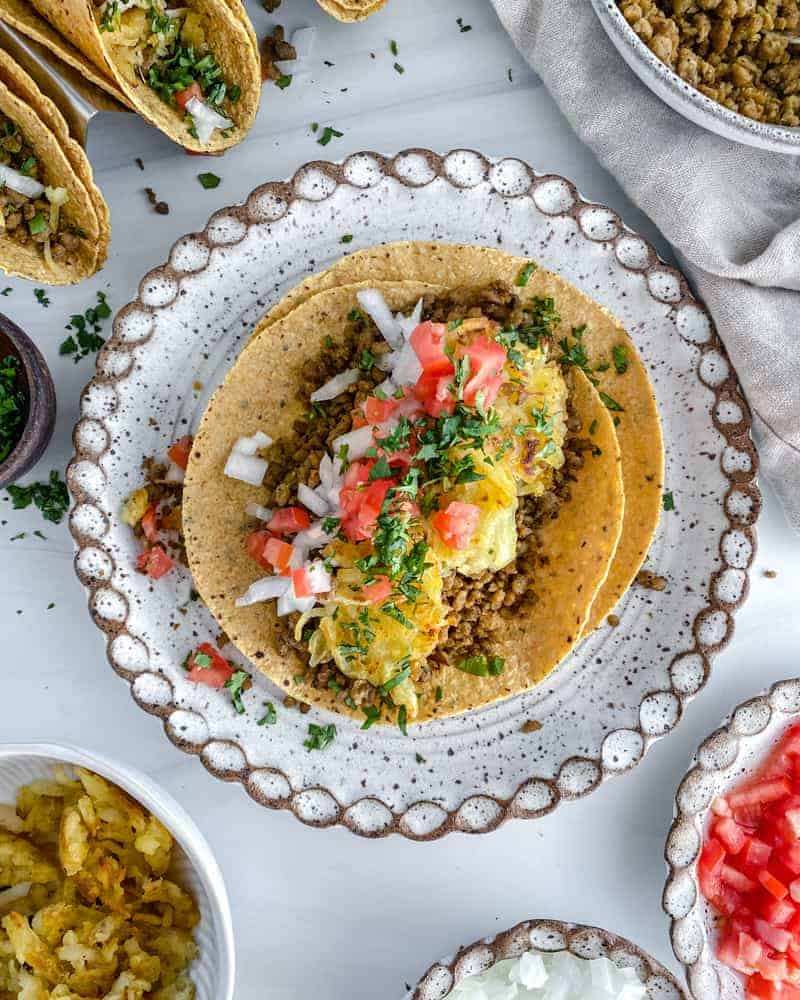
(664, 679, 800, 1000)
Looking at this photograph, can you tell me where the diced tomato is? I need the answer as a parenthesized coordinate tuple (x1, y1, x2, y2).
(744, 837, 775, 869)
(748, 974, 785, 1000)
(761, 871, 791, 900)
(756, 952, 790, 982)
(175, 81, 203, 111)
(730, 778, 793, 812)
(267, 506, 311, 536)
(136, 545, 174, 580)
(431, 501, 481, 551)
(351, 411, 369, 429)
(410, 321, 453, 376)
(712, 796, 732, 817)
(698, 838, 726, 899)
(715, 816, 748, 854)
(754, 915, 793, 954)
(141, 504, 160, 544)
(167, 434, 193, 470)
(186, 642, 233, 688)
(414, 370, 456, 417)
(364, 395, 398, 424)
(722, 863, 758, 894)
(460, 336, 507, 408)
(246, 529, 272, 569)
(342, 479, 393, 542)
(291, 567, 313, 599)
(361, 576, 392, 604)
(711, 885, 744, 917)
(783, 844, 800, 875)
(759, 895, 796, 927)
(263, 537, 294, 575)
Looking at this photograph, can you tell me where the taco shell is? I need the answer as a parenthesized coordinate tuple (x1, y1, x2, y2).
(183, 281, 626, 724)
(257, 242, 664, 632)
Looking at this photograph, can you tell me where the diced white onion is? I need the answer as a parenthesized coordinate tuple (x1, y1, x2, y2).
(332, 424, 374, 462)
(277, 590, 315, 617)
(310, 368, 359, 402)
(165, 6, 186, 17)
(165, 462, 185, 483)
(375, 377, 396, 398)
(395, 298, 423, 339)
(298, 483, 329, 517)
(318, 453, 341, 492)
(390, 340, 423, 387)
(294, 520, 335, 552)
(356, 289, 403, 348)
(224, 450, 267, 486)
(0, 164, 44, 199)
(235, 576, 289, 607)
(0, 883, 31, 907)
(307, 560, 332, 594)
(245, 502, 273, 521)
(289, 546, 305, 570)
(233, 430, 271, 456)
(185, 96, 233, 146)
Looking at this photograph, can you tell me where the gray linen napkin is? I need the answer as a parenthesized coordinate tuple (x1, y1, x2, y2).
(491, 0, 800, 534)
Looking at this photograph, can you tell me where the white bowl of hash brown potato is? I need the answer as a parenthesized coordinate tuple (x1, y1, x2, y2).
(0, 742, 234, 1000)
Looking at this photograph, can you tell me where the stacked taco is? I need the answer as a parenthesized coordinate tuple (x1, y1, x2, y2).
(0, 0, 261, 152)
(0, 49, 108, 283)
(182, 243, 664, 728)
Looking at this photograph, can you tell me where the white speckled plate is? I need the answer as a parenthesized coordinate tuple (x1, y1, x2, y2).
(590, 1, 800, 156)
(67, 149, 759, 839)
(664, 679, 800, 1000)
(406, 918, 685, 1000)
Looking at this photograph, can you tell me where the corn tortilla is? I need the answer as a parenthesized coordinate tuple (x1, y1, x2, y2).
(0, 62, 104, 283)
(183, 281, 625, 724)
(256, 242, 664, 631)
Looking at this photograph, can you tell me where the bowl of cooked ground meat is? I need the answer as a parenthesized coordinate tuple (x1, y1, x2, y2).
(0, 313, 56, 489)
(591, 0, 800, 154)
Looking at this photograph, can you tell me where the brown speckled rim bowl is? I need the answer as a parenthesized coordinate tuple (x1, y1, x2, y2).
(0, 312, 56, 489)
(406, 918, 686, 1000)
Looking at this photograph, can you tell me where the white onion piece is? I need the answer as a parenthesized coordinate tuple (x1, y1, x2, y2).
(0, 164, 44, 199)
(245, 502, 273, 521)
(332, 424, 374, 462)
(277, 590, 315, 616)
(185, 96, 233, 145)
(298, 483, 328, 517)
(164, 461, 185, 483)
(224, 450, 267, 486)
(236, 576, 289, 607)
(390, 340, 423, 387)
(357, 289, 403, 348)
(395, 298, 423, 339)
(318, 453, 342, 492)
(294, 522, 334, 552)
(232, 430, 272, 455)
(307, 560, 332, 593)
(0, 882, 32, 907)
(310, 368, 358, 402)
(375, 377, 396, 398)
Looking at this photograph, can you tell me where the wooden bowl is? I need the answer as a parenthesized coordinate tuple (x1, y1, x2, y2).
(0, 313, 56, 489)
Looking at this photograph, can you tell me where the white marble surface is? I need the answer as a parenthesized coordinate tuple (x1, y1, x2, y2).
(1, 1, 799, 997)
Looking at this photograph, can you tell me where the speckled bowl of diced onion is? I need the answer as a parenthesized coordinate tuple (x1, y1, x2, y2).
(406, 918, 685, 1000)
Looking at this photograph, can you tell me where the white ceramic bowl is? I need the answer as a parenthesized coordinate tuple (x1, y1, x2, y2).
(0, 742, 235, 1000)
(590, 0, 800, 155)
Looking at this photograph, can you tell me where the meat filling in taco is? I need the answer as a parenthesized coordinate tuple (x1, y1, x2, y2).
(220, 285, 601, 724)
(96, 0, 240, 144)
(0, 116, 83, 267)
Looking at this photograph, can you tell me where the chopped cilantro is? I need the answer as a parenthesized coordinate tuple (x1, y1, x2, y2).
(368, 454, 394, 481)
(198, 172, 221, 189)
(192, 652, 212, 669)
(224, 669, 250, 713)
(613, 344, 629, 375)
(456, 16, 472, 32)
(361, 705, 381, 730)
(381, 664, 410, 694)
(390, 39, 398, 55)
(0, 354, 26, 464)
(435, 685, 443, 702)
(317, 125, 343, 146)
(341, 234, 354, 244)
(415, 752, 426, 764)
(588, 418, 598, 436)
(275, 74, 292, 89)
(6, 470, 69, 524)
(394, 62, 405, 74)
(598, 391, 624, 413)
(257, 701, 277, 725)
(358, 348, 375, 370)
(28, 213, 47, 236)
(34, 288, 50, 308)
(455, 655, 505, 677)
(304, 722, 336, 751)
(663, 491, 675, 512)
(397, 704, 408, 735)
(1, 288, 11, 296)
(515, 261, 536, 287)
(59, 292, 111, 363)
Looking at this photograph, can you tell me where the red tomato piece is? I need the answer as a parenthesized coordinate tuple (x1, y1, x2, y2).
(759, 895, 795, 927)
(343, 479, 393, 542)
(263, 537, 294, 575)
(141, 504, 159, 544)
(267, 506, 311, 536)
(246, 529, 271, 569)
(291, 567, 313, 599)
(730, 778, 792, 811)
(361, 576, 392, 604)
(410, 321, 452, 376)
(460, 336, 507, 408)
(722, 863, 758, 894)
(783, 845, 800, 875)
(715, 816, 748, 854)
(364, 395, 398, 424)
(175, 81, 203, 111)
(756, 952, 790, 982)
(743, 837, 775, 869)
(414, 371, 456, 417)
(186, 642, 233, 688)
(167, 434, 193, 470)
(431, 501, 481, 551)
(136, 545, 174, 580)
(712, 796, 732, 817)
(761, 870, 791, 900)
(711, 885, 744, 917)
(698, 838, 726, 899)
(748, 974, 786, 1000)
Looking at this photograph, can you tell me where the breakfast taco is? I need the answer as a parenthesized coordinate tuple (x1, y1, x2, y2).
(0, 49, 107, 283)
(256, 242, 665, 633)
(183, 280, 626, 727)
(0, 0, 261, 152)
